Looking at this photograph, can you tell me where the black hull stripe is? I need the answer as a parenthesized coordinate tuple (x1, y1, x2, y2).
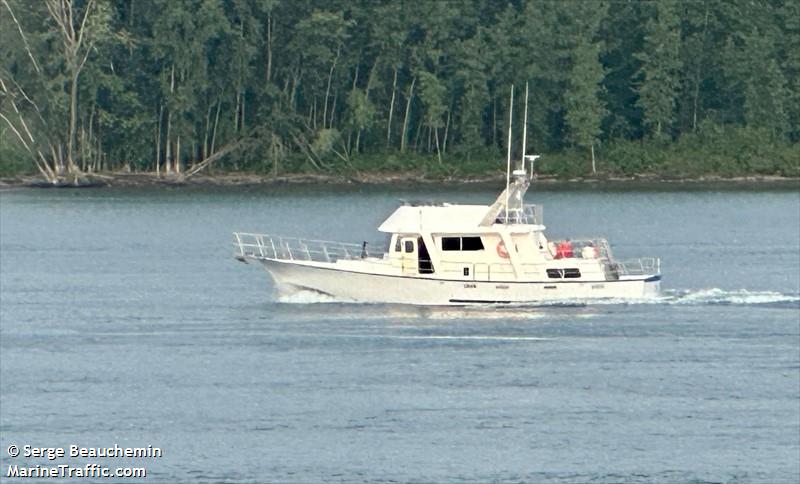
(257, 258, 661, 284)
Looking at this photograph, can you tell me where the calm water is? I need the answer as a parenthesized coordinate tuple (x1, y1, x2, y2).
(1, 183, 799, 483)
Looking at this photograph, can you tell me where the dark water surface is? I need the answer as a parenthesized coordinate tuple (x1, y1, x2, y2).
(1, 183, 799, 483)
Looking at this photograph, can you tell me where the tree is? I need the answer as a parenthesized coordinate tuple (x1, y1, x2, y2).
(417, 71, 447, 163)
(565, 41, 608, 173)
(636, 0, 681, 138)
(561, 0, 609, 174)
(739, 32, 789, 137)
(0, 0, 110, 182)
(345, 88, 375, 155)
(45, 0, 111, 171)
(1, 0, 796, 181)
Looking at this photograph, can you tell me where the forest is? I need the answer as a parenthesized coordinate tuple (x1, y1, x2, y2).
(1, 0, 798, 183)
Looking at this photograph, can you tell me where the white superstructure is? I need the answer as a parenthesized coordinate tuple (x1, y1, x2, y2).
(234, 84, 661, 305)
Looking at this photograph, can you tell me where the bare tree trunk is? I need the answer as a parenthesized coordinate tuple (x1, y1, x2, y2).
(203, 104, 212, 160)
(272, 135, 279, 177)
(235, 90, 241, 132)
(156, 103, 163, 175)
(354, 56, 380, 154)
(427, 125, 432, 153)
(386, 66, 398, 147)
(53, 144, 63, 176)
(89, 106, 96, 170)
(0, 110, 53, 181)
(434, 128, 442, 164)
(323, 46, 340, 129)
(492, 99, 497, 148)
(165, 110, 172, 174)
(165, 65, 175, 173)
(175, 135, 181, 174)
(329, 94, 337, 129)
(351, 64, 359, 90)
(80, 120, 87, 172)
(185, 140, 243, 177)
(365, 56, 380, 95)
(2, 0, 42, 74)
(400, 76, 415, 153)
(265, 12, 273, 82)
(312, 97, 317, 130)
(67, 70, 79, 170)
(442, 109, 451, 155)
(210, 99, 221, 154)
(590, 144, 596, 174)
(289, 73, 299, 112)
(346, 64, 360, 154)
(413, 121, 423, 152)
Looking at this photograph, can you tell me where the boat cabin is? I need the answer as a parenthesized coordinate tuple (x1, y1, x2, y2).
(378, 192, 611, 283)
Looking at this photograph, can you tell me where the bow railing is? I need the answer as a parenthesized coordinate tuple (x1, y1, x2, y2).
(234, 232, 386, 263)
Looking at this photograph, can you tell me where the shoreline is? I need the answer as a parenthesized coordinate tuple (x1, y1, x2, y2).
(1, 171, 798, 189)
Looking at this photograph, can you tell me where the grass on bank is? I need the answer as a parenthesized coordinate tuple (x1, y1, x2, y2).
(2, 124, 797, 181)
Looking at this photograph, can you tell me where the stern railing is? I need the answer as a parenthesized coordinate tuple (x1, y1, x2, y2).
(615, 257, 660, 276)
(550, 238, 613, 260)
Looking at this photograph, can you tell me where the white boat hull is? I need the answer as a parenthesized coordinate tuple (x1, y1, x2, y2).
(259, 259, 660, 305)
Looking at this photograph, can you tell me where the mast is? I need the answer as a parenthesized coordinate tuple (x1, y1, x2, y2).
(481, 81, 540, 227)
(505, 85, 514, 223)
(521, 82, 528, 172)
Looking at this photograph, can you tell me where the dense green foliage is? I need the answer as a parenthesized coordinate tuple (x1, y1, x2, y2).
(1, 0, 798, 180)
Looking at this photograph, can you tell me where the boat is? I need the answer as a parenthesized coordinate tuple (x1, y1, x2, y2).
(233, 85, 661, 305)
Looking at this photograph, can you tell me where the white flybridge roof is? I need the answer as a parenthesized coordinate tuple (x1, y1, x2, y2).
(378, 202, 543, 234)
(378, 204, 490, 233)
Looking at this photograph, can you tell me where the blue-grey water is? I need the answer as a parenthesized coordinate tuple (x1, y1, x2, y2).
(1, 183, 798, 483)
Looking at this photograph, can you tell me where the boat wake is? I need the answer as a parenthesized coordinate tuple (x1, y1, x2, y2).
(277, 290, 350, 304)
(660, 288, 800, 306)
(275, 288, 799, 308)
(524, 288, 800, 308)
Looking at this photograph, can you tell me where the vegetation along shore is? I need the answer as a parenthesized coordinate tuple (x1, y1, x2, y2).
(1, 0, 798, 187)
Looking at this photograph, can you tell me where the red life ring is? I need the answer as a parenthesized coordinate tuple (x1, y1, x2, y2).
(496, 241, 510, 259)
(555, 241, 574, 259)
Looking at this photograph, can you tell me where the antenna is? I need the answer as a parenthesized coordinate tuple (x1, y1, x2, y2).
(521, 82, 529, 173)
(505, 84, 514, 223)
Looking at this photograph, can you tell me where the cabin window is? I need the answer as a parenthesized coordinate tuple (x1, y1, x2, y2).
(394, 237, 402, 252)
(441, 236, 484, 251)
(442, 237, 461, 251)
(546, 269, 562, 279)
(418, 237, 434, 274)
(461, 237, 484, 251)
(404, 240, 414, 253)
(547, 268, 581, 278)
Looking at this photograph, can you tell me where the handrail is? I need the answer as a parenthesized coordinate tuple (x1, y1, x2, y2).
(234, 232, 387, 263)
(616, 257, 660, 276)
(549, 238, 613, 260)
(496, 204, 543, 225)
